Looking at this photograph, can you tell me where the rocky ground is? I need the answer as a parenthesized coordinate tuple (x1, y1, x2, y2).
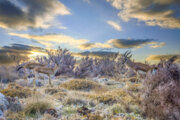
(0, 75, 145, 120)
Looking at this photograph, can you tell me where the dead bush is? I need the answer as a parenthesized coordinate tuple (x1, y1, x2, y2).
(141, 62, 180, 120)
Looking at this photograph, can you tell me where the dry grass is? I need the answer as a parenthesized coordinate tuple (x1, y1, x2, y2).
(86, 113, 104, 120)
(45, 87, 66, 95)
(126, 83, 141, 92)
(24, 101, 51, 117)
(53, 91, 67, 101)
(82, 89, 138, 105)
(5, 111, 25, 120)
(0, 83, 31, 98)
(60, 79, 103, 91)
(40, 114, 56, 120)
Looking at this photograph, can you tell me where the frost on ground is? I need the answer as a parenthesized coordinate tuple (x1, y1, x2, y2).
(0, 77, 145, 120)
(0, 48, 179, 120)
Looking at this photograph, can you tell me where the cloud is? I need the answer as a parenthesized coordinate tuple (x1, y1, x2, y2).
(79, 43, 96, 50)
(9, 33, 88, 48)
(107, 0, 180, 29)
(0, 44, 46, 64)
(107, 39, 164, 49)
(73, 51, 118, 58)
(107, 20, 122, 31)
(150, 42, 166, 48)
(146, 54, 180, 61)
(79, 42, 111, 50)
(0, 0, 70, 30)
(79, 39, 164, 50)
(9, 32, 165, 50)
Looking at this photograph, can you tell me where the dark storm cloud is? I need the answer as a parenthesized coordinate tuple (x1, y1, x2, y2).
(109, 39, 154, 48)
(0, 44, 45, 64)
(0, 0, 70, 29)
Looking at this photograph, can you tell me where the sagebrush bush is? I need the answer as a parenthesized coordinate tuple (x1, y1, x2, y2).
(141, 62, 180, 120)
(37, 47, 76, 76)
(74, 57, 94, 78)
(0, 83, 31, 98)
(60, 79, 102, 91)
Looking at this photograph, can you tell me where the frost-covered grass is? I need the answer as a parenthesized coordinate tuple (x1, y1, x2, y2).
(0, 48, 178, 120)
(1, 77, 144, 120)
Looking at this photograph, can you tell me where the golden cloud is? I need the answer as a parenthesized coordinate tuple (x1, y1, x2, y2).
(9, 33, 88, 49)
(0, 44, 46, 65)
(150, 42, 166, 48)
(107, 0, 180, 29)
(146, 54, 180, 61)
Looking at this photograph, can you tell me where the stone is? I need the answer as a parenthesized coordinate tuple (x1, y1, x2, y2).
(77, 106, 91, 116)
(0, 110, 3, 117)
(0, 93, 9, 112)
(45, 109, 59, 118)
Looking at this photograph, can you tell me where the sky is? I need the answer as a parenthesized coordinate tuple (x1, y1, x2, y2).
(0, 0, 180, 64)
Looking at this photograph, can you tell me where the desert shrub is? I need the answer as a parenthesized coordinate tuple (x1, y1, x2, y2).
(0, 83, 31, 98)
(97, 55, 118, 77)
(24, 101, 51, 117)
(74, 53, 121, 78)
(60, 79, 102, 91)
(141, 61, 180, 120)
(74, 56, 94, 78)
(46, 47, 76, 76)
